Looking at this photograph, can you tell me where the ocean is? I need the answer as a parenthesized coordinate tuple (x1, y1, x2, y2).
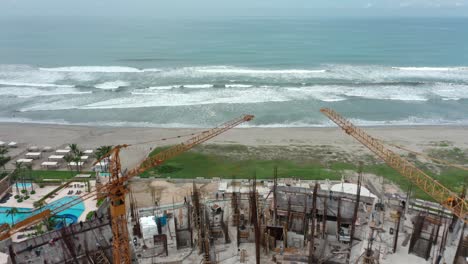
(1, 16, 468, 127)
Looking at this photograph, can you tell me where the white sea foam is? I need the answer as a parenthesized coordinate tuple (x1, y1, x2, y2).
(196, 66, 326, 75)
(393, 67, 468, 71)
(183, 84, 213, 89)
(0, 80, 74, 88)
(225, 84, 253, 88)
(40, 66, 143, 73)
(0, 86, 91, 98)
(142, 68, 162, 72)
(148, 86, 174, 90)
(17, 91, 92, 98)
(80, 87, 291, 109)
(94, 81, 129, 90)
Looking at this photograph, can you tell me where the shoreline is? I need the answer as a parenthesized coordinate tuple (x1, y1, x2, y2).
(1, 122, 467, 169)
(2, 121, 468, 130)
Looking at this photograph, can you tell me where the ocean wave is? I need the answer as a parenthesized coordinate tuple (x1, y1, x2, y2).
(142, 68, 162, 72)
(392, 67, 468, 72)
(183, 84, 213, 89)
(0, 80, 74, 88)
(17, 91, 93, 98)
(68, 86, 295, 110)
(39, 66, 143, 73)
(195, 66, 327, 74)
(225, 84, 253, 88)
(148, 86, 174, 90)
(2, 116, 468, 128)
(94, 81, 129, 90)
(0, 86, 91, 98)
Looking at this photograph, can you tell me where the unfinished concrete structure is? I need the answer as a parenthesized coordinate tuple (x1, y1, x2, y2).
(1, 176, 466, 264)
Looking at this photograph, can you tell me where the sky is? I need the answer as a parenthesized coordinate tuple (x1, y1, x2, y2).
(1, 0, 468, 18)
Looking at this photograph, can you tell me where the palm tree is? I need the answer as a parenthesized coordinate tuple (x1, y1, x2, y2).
(6, 207, 19, 225)
(26, 164, 34, 192)
(96, 145, 113, 171)
(45, 217, 58, 231)
(76, 150, 84, 172)
(13, 162, 23, 194)
(73, 156, 81, 173)
(69, 143, 80, 156)
(63, 154, 75, 177)
(0, 146, 10, 171)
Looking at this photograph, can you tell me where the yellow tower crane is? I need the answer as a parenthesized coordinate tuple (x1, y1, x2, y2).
(320, 107, 467, 223)
(0, 114, 254, 263)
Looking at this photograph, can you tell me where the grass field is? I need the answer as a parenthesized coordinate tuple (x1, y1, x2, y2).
(141, 149, 343, 180)
(30, 170, 90, 181)
(142, 145, 466, 201)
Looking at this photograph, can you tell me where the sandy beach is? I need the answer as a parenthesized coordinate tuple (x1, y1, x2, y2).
(1, 122, 467, 170)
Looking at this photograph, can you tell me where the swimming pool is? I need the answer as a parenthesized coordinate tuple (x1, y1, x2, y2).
(14, 183, 33, 189)
(0, 196, 85, 226)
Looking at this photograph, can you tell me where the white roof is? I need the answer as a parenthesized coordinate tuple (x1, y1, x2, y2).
(56, 149, 70, 153)
(76, 174, 92, 178)
(0, 141, 5, 146)
(41, 161, 58, 166)
(26, 152, 41, 156)
(68, 162, 84, 166)
(17, 159, 33, 163)
(8, 142, 17, 146)
(80, 156, 89, 160)
(49, 155, 64, 159)
(330, 183, 377, 199)
(84, 149, 94, 154)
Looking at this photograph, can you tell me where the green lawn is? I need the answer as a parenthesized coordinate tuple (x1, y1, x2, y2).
(141, 148, 342, 180)
(30, 170, 92, 181)
(142, 146, 466, 201)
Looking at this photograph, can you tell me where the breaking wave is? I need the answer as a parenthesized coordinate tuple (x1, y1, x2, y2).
(39, 66, 143, 73)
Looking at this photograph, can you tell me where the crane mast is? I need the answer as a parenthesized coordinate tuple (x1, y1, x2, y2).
(101, 114, 254, 263)
(320, 107, 467, 223)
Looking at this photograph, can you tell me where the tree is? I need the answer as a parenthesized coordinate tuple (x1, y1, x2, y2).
(6, 207, 20, 225)
(0, 146, 11, 172)
(26, 164, 34, 192)
(45, 217, 58, 231)
(76, 150, 84, 173)
(69, 144, 79, 156)
(63, 154, 75, 177)
(96, 145, 113, 171)
(13, 162, 23, 194)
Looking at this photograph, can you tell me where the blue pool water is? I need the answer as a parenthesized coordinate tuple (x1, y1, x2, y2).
(0, 196, 85, 226)
(14, 183, 32, 189)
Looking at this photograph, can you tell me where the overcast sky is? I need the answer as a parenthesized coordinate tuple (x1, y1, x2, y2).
(1, 0, 468, 17)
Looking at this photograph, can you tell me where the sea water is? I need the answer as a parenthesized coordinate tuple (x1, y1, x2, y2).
(0, 16, 467, 127)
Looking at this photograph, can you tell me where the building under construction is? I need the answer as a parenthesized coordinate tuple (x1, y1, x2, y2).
(0, 109, 466, 264)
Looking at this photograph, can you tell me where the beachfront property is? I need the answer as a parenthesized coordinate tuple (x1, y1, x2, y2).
(0, 111, 466, 264)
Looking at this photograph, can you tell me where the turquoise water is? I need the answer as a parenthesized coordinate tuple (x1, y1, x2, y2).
(15, 183, 32, 189)
(0, 17, 467, 127)
(0, 196, 84, 226)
